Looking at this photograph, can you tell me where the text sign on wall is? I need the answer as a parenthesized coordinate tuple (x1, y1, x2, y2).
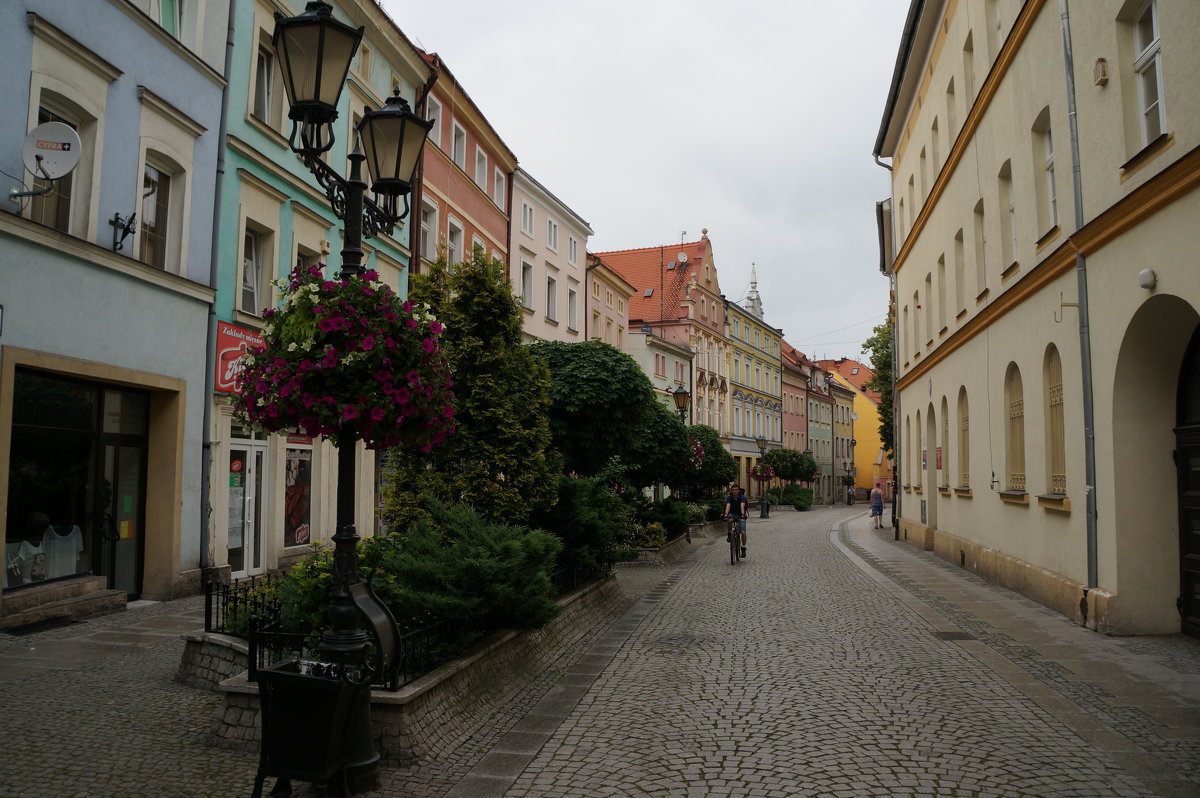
(214, 321, 264, 394)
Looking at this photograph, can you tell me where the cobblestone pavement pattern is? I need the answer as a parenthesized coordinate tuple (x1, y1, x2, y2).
(1, 507, 1198, 797)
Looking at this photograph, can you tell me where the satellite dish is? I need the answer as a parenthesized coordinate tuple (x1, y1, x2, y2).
(677, 251, 688, 263)
(22, 122, 81, 180)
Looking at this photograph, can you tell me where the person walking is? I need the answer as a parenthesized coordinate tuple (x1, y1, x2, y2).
(869, 485, 885, 528)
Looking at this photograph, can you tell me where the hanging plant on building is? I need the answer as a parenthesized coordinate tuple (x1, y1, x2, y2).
(750, 462, 776, 482)
(232, 263, 455, 451)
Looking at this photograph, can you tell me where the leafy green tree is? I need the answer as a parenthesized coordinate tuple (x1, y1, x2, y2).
(627, 400, 692, 490)
(795, 451, 818, 484)
(383, 247, 557, 526)
(763, 448, 806, 483)
(686, 424, 736, 498)
(529, 340, 657, 477)
(861, 313, 895, 455)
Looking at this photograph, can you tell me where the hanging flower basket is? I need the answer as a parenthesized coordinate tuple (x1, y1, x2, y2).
(232, 264, 455, 451)
(750, 463, 776, 482)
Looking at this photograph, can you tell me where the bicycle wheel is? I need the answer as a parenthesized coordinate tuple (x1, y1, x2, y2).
(730, 527, 739, 564)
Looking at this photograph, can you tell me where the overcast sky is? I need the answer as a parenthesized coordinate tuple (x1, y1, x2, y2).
(379, 0, 910, 365)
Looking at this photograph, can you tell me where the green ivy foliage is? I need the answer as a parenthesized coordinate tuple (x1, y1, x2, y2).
(382, 247, 557, 527)
(528, 339, 657, 477)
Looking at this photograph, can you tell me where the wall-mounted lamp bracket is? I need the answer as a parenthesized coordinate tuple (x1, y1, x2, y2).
(110, 212, 137, 252)
(1054, 291, 1079, 324)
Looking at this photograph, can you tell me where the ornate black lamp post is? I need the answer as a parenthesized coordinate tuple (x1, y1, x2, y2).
(672, 385, 690, 422)
(274, 0, 430, 668)
(755, 435, 769, 516)
(256, 3, 431, 794)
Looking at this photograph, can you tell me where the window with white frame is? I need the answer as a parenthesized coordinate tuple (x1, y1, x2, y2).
(493, 168, 505, 208)
(426, 95, 442, 148)
(446, 217, 464, 264)
(241, 226, 269, 314)
(546, 218, 559, 251)
(451, 121, 466, 169)
(28, 105, 77, 233)
(420, 198, 438, 261)
(474, 146, 488, 190)
(471, 234, 485, 259)
(253, 44, 276, 126)
(521, 261, 534, 308)
(352, 41, 372, 80)
(139, 159, 173, 269)
(654, 353, 666, 377)
(546, 274, 557, 320)
(1133, 0, 1164, 145)
(1032, 108, 1057, 234)
(521, 202, 535, 235)
(567, 287, 578, 330)
(998, 160, 1016, 268)
(568, 236, 578, 266)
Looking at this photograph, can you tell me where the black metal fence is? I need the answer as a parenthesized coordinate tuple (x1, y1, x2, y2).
(204, 575, 282, 635)
(205, 558, 612, 689)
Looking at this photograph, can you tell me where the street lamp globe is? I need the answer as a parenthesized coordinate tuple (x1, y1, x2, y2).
(755, 435, 768, 454)
(272, 1, 363, 154)
(672, 385, 690, 421)
(358, 91, 434, 219)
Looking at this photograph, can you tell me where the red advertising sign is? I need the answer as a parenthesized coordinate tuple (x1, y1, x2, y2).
(936, 446, 943, 470)
(214, 321, 264, 394)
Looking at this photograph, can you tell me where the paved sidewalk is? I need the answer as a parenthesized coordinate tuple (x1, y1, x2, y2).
(0, 506, 1197, 797)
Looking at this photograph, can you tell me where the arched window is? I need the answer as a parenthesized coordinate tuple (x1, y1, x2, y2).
(957, 387, 970, 488)
(1044, 345, 1066, 494)
(1005, 364, 1025, 491)
(941, 396, 950, 488)
(905, 415, 912, 487)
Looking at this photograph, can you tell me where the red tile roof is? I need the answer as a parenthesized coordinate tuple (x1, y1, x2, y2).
(593, 237, 717, 324)
(817, 358, 881, 404)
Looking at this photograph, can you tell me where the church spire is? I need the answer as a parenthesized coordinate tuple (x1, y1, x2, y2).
(746, 262, 763, 319)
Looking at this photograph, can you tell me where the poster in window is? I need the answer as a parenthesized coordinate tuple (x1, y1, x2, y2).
(284, 447, 312, 547)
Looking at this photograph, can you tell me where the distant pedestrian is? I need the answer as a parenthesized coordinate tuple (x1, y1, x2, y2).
(869, 486, 884, 528)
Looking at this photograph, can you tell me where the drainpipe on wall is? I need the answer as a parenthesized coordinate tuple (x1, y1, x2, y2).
(198, 0, 238, 574)
(1059, 0, 1100, 607)
(410, 62, 440, 276)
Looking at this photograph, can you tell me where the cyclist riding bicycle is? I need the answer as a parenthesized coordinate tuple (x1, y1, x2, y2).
(723, 484, 749, 558)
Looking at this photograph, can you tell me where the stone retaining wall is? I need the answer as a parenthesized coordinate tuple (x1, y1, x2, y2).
(203, 573, 625, 765)
(175, 632, 249, 691)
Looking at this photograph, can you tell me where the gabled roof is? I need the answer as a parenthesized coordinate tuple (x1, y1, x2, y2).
(817, 357, 882, 405)
(593, 236, 716, 325)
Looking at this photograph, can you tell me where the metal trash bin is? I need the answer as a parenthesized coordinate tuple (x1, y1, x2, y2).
(251, 658, 377, 798)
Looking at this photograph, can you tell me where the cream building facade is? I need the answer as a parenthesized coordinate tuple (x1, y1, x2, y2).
(725, 269, 783, 495)
(511, 168, 591, 343)
(875, 0, 1200, 635)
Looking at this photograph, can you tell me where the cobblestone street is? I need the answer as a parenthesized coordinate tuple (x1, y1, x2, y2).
(1, 507, 1198, 797)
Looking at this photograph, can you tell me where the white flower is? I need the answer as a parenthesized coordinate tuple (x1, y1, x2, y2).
(287, 342, 298, 352)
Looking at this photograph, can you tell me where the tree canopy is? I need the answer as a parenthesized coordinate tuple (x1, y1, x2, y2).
(861, 313, 894, 456)
(529, 340, 657, 477)
(686, 424, 737, 497)
(382, 247, 557, 526)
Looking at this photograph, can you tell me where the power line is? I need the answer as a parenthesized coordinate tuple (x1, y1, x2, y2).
(795, 313, 886, 342)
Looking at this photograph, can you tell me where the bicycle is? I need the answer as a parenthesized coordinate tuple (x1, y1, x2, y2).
(725, 514, 742, 564)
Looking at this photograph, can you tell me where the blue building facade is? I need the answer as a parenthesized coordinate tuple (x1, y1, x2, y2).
(0, 0, 229, 612)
